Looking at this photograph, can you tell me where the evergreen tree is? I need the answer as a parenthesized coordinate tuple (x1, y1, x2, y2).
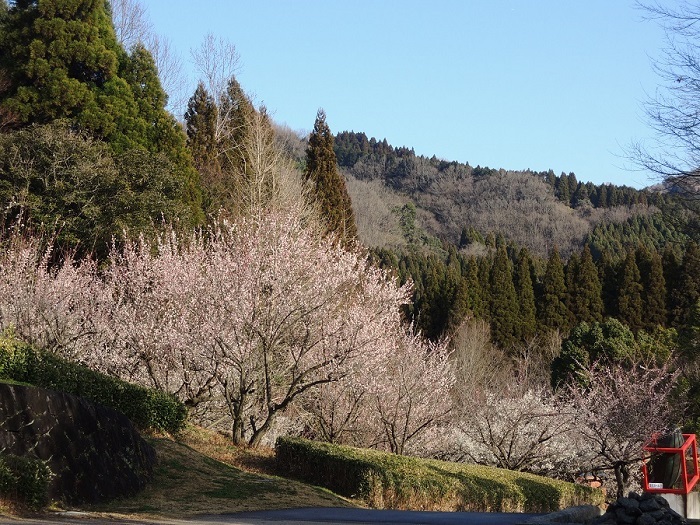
(599, 249, 619, 318)
(556, 174, 571, 204)
(1, 0, 135, 146)
(218, 76, 255, 177)
(673, 242, 700, 327)
(489, 246, 518, 348)
(463, 256, 485, 318)
(617, 249, 644, 332)
(664, 245, 683, 326)
(538, 246, 569, 333)
(120, 43, 183, 155)
(0, 0, 203, 234)
(304, 109, 357, 245)
(636, 245, 667, 329)
(185, 82, 219, 176)
(569, 245, 603, 324)
(514, 247, 537, 341)
(478, 255, 492, 319)
(0, 121, 196, 258)
(551, 319, 638, 388)
(565, 252, 581, 327)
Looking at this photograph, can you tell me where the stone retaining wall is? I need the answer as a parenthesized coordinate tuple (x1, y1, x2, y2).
(0, 383, 156, 504)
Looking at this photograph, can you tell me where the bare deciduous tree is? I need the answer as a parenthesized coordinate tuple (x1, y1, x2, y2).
(565, 360, 683, 499)
(110, 0, 151, 49)
(191, 33, 241, 141)
(110, 0, 187, 117)
(456, 386, 577, 476)
(631, 1, 700, 196)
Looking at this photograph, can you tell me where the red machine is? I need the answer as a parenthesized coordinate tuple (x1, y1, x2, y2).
(642, 432, 699, 495)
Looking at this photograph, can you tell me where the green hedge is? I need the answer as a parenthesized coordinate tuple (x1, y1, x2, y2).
(276, 437, 604, 512)
(0, 332, 186, 433)
(0, 454, 52, 510)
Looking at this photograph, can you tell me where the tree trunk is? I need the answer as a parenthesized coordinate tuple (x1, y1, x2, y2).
(248, 409, 277, 448)
(614, 461, 630, 500)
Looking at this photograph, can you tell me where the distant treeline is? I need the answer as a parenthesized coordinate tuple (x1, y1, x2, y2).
(371, 240, 699, 347)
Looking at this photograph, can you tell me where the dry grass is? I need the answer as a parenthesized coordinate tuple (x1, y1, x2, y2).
(75, 425, 353, 520)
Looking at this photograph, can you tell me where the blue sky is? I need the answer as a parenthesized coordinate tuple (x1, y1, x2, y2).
(144, 1, 667, 188)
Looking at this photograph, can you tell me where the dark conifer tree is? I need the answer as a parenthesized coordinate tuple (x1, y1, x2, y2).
(304, 109, 357, 246)
(664, 245, 683, 326)
(219, 76, 256, 177)
(463, 256, 485, 318)
(478, 256, 493, 320)
(556, 174, 571, 204)
(489, 246, 519, 348)
(185, 82, 219, 175)
(673, 242, 700, 327)
(0, 0, 204, 244)
(598, 249, 619, 318)
(0, 0, 173, 155)
(538, 246, 569, 333)
(514, 247, 537, 341)
(617, 249, 644, 332)
(185, 82, 224, 214)
(570, 245, 603, 324)
(565, 252, 581, 327)
(636, 245, 667, 329)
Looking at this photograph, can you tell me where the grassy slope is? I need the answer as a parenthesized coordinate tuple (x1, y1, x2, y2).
(78, 426, 353, 520)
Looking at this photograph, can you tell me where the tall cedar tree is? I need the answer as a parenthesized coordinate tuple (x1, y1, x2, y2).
(478, 256, 492, 317)
(489, 246, 519, 348)
(0, 0, 203, 248)
(445, 247, 470, 334)
(569, 245, 604, 324)
(0, 0, 193, 161)
(636, 244, 667, 330)
(304, 109, 357, 246)
(184, 75, 257, 217)
(617, 249, 644, 332)
(599, 250, 619, 318)
(219, 77, 255, 177)
(538, 246, 569, 333)
(672, 242, 700, 327)
(664, 245, 683, 326)
(565, 252, 581, 328)
(185, 82, 219, 177)
(1, 0, 124, 134)
(463, 256, 485, 318)
(514, 247, 537, 341)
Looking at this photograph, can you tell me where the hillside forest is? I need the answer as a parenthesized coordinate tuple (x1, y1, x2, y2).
(1, 0, 700, 501)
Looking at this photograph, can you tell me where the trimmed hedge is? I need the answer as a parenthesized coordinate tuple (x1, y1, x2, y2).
(0, 454, 52, 510)
(276, 437, 605, 512)
(0, 332, 186, 433)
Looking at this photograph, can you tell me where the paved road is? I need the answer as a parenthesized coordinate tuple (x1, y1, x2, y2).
(0, 508, 545, 525)
(197, 508, 546, 524)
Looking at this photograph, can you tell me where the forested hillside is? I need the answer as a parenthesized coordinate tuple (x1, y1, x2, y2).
(336, 131, 694, 258)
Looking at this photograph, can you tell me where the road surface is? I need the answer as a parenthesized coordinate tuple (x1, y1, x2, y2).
(0, 508, 546, 525)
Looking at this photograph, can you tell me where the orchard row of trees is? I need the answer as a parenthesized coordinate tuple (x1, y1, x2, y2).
(0, 208, 452, 453)
(0, 214, 688, 498)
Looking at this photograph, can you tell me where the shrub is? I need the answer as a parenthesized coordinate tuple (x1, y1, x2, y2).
(0, 332, 186, 433)
(275, 437, 604, 512)
(0, 454, 52, 510)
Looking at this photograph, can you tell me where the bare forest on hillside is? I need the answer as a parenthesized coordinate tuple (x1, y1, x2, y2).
(342, 160, 644, 258)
